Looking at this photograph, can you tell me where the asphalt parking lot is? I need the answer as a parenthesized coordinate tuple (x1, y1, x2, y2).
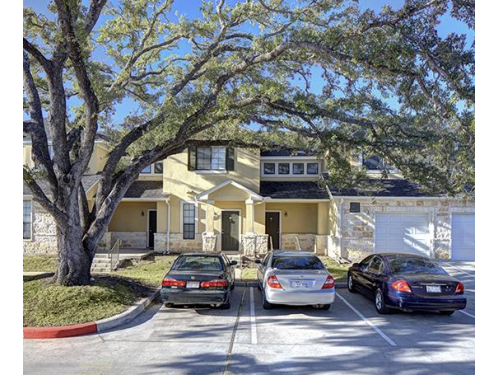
(23, 261, 475, 375)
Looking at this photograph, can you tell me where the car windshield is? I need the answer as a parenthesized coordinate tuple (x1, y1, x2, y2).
(272, 256, 325, 270)
(172, 256, 223, 271)
(388, 257, 447, 275)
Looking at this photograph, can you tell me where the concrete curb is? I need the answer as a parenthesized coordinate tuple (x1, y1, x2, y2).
(96, 289, 159, 332)
(23, 289, 159, 339)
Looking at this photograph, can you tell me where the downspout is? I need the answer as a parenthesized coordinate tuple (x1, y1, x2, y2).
(338, 198, 344, 259)
(166, 197, 171, 254)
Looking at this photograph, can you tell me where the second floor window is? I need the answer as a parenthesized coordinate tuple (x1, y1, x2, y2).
(141, 162, 163, 174)
(188, 146, 235, 171)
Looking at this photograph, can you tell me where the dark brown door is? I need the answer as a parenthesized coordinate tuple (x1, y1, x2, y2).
(221, 211, 239, 251)
(266, 212, 280, 249)
(148, 210, 157, 248)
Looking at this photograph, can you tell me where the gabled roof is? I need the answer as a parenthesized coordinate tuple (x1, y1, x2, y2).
(23, 174, 101, 197)
(196, 180, 263, 201)
(259, 181, 329, 200)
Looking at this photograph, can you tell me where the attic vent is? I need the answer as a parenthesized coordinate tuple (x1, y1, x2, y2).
(350, 202, 361, 213)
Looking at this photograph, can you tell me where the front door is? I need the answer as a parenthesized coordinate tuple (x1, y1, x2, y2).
(148, 210, 157, 248)
(265, 212, 280, 249)
(221, 211, 239, 251)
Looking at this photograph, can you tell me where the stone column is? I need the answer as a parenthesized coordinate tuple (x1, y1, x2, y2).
(315, 202, 329, 255)
(203, 200, 217, 252)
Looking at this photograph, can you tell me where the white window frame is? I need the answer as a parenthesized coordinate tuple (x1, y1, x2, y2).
(260, 161, 320, 177)
(194, 146, 228, 172)
(141, 161, 164, 175)
(23, 200, 33, 241)
(180, 201, 198, 239)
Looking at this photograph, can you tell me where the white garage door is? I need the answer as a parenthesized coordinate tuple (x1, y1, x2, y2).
(375, 213, 431, 256)
(451, 214, 475, 261)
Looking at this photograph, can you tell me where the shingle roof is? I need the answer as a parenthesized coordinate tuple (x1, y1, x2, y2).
(123, 181, 167, 199)
(326, 178, 434, 197)
(260, 181, 329, 199)
(23, 174, 101, 196)
(260, 149, 316, 157)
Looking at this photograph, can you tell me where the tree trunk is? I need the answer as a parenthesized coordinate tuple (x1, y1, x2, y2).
(53, 224, 94, 286)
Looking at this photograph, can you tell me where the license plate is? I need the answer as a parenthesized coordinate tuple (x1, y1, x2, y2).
(186, 281, 200, 289)
(291, 281, 311, 288)
(426, 285, 441, 293)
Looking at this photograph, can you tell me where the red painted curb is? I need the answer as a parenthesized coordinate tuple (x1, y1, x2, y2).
(23, 322, 97, 339)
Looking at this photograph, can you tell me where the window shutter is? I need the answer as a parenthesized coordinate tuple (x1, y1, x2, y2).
(188, 147, 196, 171)
(226, 147, 235, 171)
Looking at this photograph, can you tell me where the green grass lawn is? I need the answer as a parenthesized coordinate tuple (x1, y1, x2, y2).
(23, 275, 151, 327)
(115, 255, 176, 286)
(23, 255, 57, 272)
(240, 267, 258, 280)
(319, 256, 349, 281)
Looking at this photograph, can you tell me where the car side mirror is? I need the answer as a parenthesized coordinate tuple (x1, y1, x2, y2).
(230, 260, 238, 266)
(254, 259, 262, 264)
(352, 263, 360, 268)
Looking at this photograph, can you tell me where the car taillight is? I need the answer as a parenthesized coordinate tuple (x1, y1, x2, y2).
(267, 275, 282, 289)
(322, 275, 335, 289)
(200, 279, 228, 288)
(162, 277, 186, 287)
(455, 282, 465, 295)
(391, 280, 411, 293)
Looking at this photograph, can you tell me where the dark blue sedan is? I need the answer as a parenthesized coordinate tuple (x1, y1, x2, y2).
(347, 253, 467, 315)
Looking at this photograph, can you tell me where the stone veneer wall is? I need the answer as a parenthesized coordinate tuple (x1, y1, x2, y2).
(111, 232, 147, 249)
(169, 233, 203, 252)
(281, 234, 316, 252)
(334, 198, 475, 262)
(23, 202, 58, 254)
(241, 234, 268, 257)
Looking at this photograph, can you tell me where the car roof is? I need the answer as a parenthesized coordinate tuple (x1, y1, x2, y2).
(271, 251, 318, 257)
(179, 252, 222, 257)
(376, 253, 431, 260)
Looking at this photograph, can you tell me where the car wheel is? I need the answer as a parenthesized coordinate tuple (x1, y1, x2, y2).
(347, 274, 357, 293)
(164, 303, 174, 308)
(374, 289, 390, 314)
(257, 281, 262, 291)
(220, 300, 231, 309)
(319, 304, 331, 310)
(230, 282, 235, 291)
(262, 291, 274, 310)
(439, 310, 455, 316)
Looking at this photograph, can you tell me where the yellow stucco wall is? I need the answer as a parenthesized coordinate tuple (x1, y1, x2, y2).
(86, 144, 108, 174)
(163, 148, 260, 199)
(109, 202, 157, 232)
(23, 145, 34, 168)
(265, 203, 318, 234)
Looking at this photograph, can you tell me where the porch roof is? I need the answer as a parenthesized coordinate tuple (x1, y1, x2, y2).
(259, 181, 329, 200)
(196, 180, 263, 201)
(123, 181, 167, 200)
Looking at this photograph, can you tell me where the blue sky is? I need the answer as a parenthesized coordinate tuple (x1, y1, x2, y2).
(24, 0, 474, 124)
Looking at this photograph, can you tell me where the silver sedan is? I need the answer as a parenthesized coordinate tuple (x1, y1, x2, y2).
(256, 251, 336, 310)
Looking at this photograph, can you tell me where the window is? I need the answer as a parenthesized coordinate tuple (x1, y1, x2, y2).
(272, 256, 325, 270)
(368, 257, 384, 274)
(154, 162, 163, 174)
(278, 163, 290, 174)
(196, 147, 226, 170)
(263, 163, 276, 175)
(362, 155, 392, 171)
(23, 201, 32, 240)
(182, 203, 196, 240)
(307, 163, 318, 174)
(172, 256, 223, 271)
(350, 202, 361, 213)
(292, 163, 304, 174)
(141, 165, 151, 174)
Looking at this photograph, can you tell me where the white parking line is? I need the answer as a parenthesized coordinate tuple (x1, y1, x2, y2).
(444, 264, 475, 278)
(459, 310, 475, 319)
(336, 293, 397, 347)
(249, 287, 258, 345)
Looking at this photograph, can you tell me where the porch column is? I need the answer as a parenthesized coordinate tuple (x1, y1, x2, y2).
(202, 200, 217, 252)
(245, 199, 255, 234)
(205, 200, 215, 234)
